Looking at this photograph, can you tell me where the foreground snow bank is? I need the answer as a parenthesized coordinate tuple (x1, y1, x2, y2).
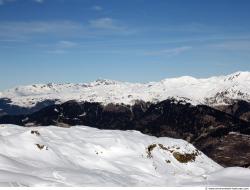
(0, 125, 249, 187)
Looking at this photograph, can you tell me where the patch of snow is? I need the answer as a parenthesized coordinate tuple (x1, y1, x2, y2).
(0, 125, 249, 186)
(79, 112, 86, 117)
(21, 117, 29, 122)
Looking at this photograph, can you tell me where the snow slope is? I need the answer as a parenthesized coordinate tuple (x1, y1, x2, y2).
(0, 124, 249, 186)
(1, 71, 250, 107)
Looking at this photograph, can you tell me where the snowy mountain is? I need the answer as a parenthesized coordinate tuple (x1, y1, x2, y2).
(0, 124, 249, 187)
(1, 71, 250, 108)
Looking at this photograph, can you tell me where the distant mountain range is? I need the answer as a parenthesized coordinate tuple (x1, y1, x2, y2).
(1, 71, 250, 110)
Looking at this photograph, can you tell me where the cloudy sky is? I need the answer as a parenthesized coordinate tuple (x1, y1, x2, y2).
(0, 0, 250, 90)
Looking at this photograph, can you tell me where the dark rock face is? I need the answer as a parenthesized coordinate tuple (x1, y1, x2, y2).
(215, 100, 250, 122)
(195, 132, 250, 167)
(0, 99, 250, 167)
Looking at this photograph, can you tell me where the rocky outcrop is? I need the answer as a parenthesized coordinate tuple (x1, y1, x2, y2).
(214, 100, 250, 122)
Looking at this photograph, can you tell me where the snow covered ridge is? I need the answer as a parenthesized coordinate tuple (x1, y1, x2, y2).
(0, 124, 249, 186)
(1, 71, 250, 107)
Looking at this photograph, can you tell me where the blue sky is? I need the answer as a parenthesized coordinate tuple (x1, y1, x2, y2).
(0, 0, 250, 90)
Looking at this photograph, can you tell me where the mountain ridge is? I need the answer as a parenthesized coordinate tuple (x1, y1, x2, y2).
(1, 71, 250, 108)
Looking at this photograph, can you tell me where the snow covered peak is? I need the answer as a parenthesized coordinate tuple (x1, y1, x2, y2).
(161, 75, 198, 83)
(1, 71, 250, 107)
(224, 71, 250, 82)
(90, 78, 120, 86)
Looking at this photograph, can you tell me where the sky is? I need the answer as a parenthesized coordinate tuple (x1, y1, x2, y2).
(0, 0, 250, 90)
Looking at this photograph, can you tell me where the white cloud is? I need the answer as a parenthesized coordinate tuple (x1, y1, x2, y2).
(46, 49, 67, 54)
(211, 40, 250, 51)
(44, 41, 77, 54)
(57, 40, 77, 48)
(34, 0, 44, 3)
(0, 21, 84, 40)
(0, 19, 134, 41)
(92, 5, 102, 11)
(0, 0, 43, 5)
(89, 17, 121, 30)
(0, 0, 16, 5)
(145, 46, 192, 56)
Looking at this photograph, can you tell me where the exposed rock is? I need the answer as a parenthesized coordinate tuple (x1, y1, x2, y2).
(195, 132, 250, 167)
(146, 144, 157, 158)
(172, 152, 198, 163)
(31, 130, 40, 136)
(215, 100, 250, 122)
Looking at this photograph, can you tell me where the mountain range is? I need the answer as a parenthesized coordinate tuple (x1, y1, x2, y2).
(1, 71, 250, 111)
(0, 71, 250, 169)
